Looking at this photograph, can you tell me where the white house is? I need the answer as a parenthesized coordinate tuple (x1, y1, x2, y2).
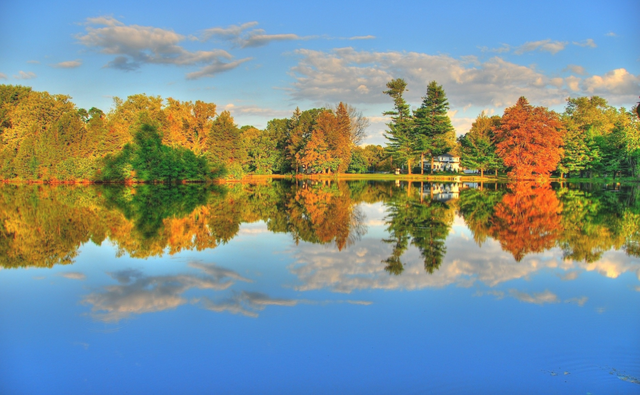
(425, 153, 461, 172)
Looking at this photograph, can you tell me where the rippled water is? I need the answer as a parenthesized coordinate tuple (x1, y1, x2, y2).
(0, 180, 638, 394)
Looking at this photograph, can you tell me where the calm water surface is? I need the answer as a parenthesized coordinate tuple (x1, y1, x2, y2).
(0, 180, 639, 394)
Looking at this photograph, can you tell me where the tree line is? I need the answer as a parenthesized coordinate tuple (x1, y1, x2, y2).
(383, 78, 640, 179)
(1, 83, 638, 182)
(0, 84, 375, 182)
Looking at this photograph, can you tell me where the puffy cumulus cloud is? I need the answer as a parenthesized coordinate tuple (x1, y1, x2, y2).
(52, 60, 82, 68)
(202, 291, 299, 318)
(288, 48, 571, 109)
(582, 68, 640, 97)
(289, 47, 640, 111)
(565, 64, 586, 75)
(13, 71, 36, 80)
(201, 21, 305, 48)
(59, 272, 86, 280)
(565, 75, 581, 92)
(81, 263, 251, 322)
(0, 72, 7, 80)
(574, 250, 640, 280)
(509, 289, 559, 305)
(77, 16, 249, 79)
(573, 39, 597, 48)
(514, 39, 567, 55)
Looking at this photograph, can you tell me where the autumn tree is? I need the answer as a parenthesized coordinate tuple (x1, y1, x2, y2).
(413, 81, 456, 174)
(330, 103, 352, 173)
(164, 98, 216, 154)
(299, 111, 337, 173)
(495, 97, 565, 179)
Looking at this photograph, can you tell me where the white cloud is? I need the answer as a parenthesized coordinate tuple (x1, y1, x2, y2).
(52, 60, 82, 68)
(349, 35, 375, 40)
(60, 272, 86, 280)
(201, 21, 259, 41)
(289, 47, 569, 108)
(222, 103, 291, 118)
(573, 38, 597, 48)
(509, 289, 559, 305)
(288, 47, 639, 110)
(185, 58, 252, 79)
(565, 64, 586, 75)
(605, 32, 617, 37)
(558, 271, 579, 281)
(478, 44, 511, 53)
(201, 21, 305, 48)
(565, 75, 581, 92)
(81, 263, 251, 322)
(27, 60, 40, 64)
(13, 71, 36, 80)
(202, 291, 299, 318)
(564, 296, 588, 306)
(242, 32, 303, 48)
(582, 68, 640, 97)
(514, 39, 567, 55)
(0, 72, 7, 80)
(77, 16, 247, 79)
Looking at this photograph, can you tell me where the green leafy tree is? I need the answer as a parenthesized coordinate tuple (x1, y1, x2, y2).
(459, 112, 502, 177)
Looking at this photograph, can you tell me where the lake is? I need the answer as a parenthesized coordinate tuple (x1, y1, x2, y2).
(0, 180, 639, 394)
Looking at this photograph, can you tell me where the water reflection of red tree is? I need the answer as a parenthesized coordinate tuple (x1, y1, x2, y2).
(489, 182, 563, 261)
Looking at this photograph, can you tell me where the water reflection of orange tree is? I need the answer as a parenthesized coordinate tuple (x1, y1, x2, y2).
(0, 185, 109, 268)
(382, 182, 454, 275)
(489, 182, 563, 261)
(283, 180, 366, 250)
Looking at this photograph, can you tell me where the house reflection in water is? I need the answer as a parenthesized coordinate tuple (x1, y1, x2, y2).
(422, 182, 469, 202)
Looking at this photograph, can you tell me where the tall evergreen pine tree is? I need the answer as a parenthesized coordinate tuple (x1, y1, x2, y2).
(413, 81, 455, 174)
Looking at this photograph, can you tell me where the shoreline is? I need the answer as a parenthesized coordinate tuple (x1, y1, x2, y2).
(1, 174, 638, 185)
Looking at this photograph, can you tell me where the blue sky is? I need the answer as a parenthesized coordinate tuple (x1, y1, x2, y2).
(1, 0, 638, 144)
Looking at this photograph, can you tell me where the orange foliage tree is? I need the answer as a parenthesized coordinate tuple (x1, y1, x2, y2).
(495, 97, 565, 179)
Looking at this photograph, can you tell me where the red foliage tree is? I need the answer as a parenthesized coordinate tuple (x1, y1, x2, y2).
(495, 97, 565, 179)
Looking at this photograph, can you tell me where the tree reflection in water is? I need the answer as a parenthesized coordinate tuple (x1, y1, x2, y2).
(382, 182, 455, 275)
(489, 182, 564, 262)
(1, 180, 639, 271)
